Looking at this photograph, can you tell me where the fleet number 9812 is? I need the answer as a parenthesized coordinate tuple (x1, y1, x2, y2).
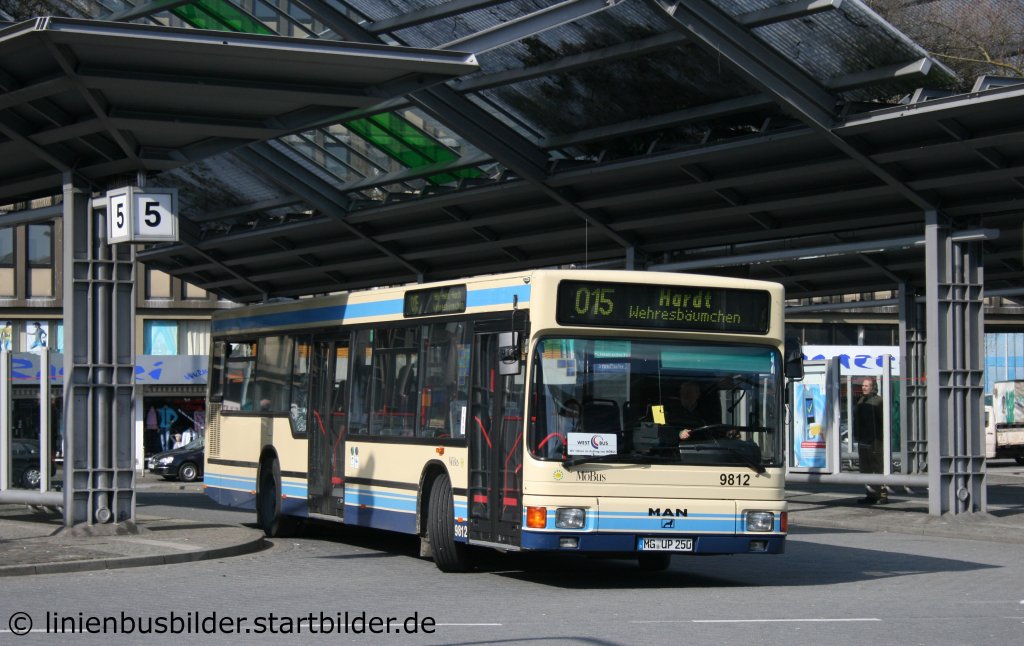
(720, 473, 750, 486)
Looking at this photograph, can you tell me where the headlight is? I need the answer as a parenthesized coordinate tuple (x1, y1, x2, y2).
(745, 511, 775, 532)
(555, 507, 586, 529)
(158, 456, 175, 465)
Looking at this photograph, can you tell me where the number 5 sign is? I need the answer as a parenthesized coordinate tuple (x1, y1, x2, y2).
(106, 187, 179, 244)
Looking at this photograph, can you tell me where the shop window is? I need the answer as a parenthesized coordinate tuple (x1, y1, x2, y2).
(144, 320, 179, 355)
(0, 227, 13, 297)
(27, 223, 52, 298)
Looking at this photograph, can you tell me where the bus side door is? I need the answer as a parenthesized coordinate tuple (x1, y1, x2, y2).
(308, 336, 348, 518)
(469, 324, 525, 547)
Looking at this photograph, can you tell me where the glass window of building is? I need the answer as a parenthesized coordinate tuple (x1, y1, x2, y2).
(183, 280, 207, 300)
(27, 223, 53, 297)
(144, 320, 179, 355)
(180, 320, 211, 355)
(0, 227, 13, 297)
(147, 268, 172, 299)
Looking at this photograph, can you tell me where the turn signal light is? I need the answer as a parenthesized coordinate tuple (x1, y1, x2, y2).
(526, 506, 547, 528)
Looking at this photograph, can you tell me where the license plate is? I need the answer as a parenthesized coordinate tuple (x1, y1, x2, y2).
(638, 537, 694, 552)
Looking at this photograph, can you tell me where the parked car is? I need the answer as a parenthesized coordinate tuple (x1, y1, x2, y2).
(147, 437, 204, 482)
(11, 439, 43, 489)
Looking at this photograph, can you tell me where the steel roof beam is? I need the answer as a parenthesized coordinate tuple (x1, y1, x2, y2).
(295, 0, 637, 252)
(190, 195, 306, 224)
(826, 58, 932, 92)
(454, 31, 689, 93)
(648, 0, 940, 213)
(234, 142, 425, 278)
(539, 94, 775, 149)
(105, 0, 192, 22)
(444, 0, 625, 55)
(142, 207, 270, 301)
(367, 0, 508, 34)
(43, 40, 142, 169)
(735, 0, 844, 29)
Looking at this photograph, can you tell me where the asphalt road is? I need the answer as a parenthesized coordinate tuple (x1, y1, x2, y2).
(1, 467, 1022, 646)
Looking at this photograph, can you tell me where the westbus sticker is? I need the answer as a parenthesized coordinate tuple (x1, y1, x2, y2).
(567, 432, 617, 456)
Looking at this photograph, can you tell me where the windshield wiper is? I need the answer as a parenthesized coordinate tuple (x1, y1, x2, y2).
(678, 441, 766, 474)
(562, 452, 645, 468)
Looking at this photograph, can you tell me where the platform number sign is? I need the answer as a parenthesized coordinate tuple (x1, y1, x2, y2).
(106, 187, 179, 244)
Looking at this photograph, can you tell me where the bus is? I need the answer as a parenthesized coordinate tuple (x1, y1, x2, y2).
(203, 269, 803, 571)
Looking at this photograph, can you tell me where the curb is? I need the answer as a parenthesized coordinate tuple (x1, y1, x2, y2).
(0, 533, 268, 578)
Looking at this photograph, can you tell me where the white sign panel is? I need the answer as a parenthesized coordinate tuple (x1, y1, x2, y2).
(567, 432, 617, 456)
(106, 187, 179, 244)
(108, 190, 131, 242)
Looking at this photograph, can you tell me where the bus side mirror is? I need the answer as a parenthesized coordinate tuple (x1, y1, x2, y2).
(498, 331, 522, 376)
(784, 336, 804, 381)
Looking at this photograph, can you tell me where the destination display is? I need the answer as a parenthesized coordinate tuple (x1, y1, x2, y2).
(403, 284, 467, 317)
(556, 280, 770, 334)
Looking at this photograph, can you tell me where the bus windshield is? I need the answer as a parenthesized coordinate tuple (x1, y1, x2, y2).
(529, 337, 783, 470)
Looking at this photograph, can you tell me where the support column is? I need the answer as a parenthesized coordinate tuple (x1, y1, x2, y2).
(62, 174, 137, 528)
(925, 212, 986, 515)
(898, 283, 927, 474)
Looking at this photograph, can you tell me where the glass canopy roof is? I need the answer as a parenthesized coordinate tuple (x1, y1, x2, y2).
(4, 1, 1022, 305)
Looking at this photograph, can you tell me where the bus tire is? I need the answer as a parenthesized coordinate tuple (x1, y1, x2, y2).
(637, 553, 672, 572)
(257, 457, 298, 538)
(428, 473, 472, 572)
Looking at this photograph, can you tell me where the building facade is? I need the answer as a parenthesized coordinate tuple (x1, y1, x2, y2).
(2, 204, 235, 480)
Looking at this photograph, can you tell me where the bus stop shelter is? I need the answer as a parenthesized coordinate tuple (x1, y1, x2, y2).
(1, 0, 1022, 524)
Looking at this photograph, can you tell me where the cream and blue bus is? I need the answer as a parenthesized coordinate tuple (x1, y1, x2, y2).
(203, 269, 802, 571)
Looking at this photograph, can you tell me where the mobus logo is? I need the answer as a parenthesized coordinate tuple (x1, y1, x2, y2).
(648, 507, 688, 517)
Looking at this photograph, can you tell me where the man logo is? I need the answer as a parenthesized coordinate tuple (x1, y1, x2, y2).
(648, 507, 688, 517)
(661, 519, 675, 529)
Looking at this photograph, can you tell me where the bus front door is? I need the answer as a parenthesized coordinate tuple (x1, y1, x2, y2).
(468, 328, 524, 547)
(308, 337, 348, 518)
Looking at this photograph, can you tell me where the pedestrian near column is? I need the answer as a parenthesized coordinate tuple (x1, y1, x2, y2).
(854, 377, 887, 504)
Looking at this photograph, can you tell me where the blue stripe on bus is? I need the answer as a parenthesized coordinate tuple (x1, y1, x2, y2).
(345, 486, 418, 512)
(344, 503, 417, 534)
(212, 284, 532, 334)
(203, 473, 306, 501)
(466, 284, 531, 307)
(522, 508, 738, 533)
(596, 511, 736, 532)
(205, 472, 256, 490)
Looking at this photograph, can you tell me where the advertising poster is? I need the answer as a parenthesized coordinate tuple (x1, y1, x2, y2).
(793, 381, 827, 469)
(23, 321, 48, 352)
(0, 320, 11, 351)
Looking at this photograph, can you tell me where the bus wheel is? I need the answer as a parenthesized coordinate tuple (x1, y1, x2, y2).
(637, 553, 672, 572)
(257, 458, 297, 538)
(428, 473, 472, 572)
